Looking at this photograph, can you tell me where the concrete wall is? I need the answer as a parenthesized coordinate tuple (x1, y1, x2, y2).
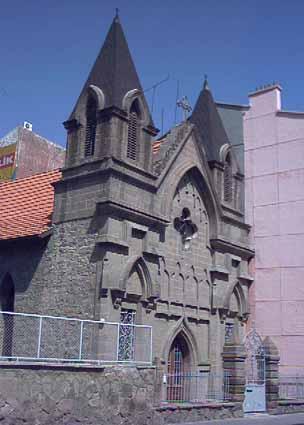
(244, 85, 304, 374)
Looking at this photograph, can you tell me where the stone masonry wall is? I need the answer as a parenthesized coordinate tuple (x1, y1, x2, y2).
(0, 218, 98, 320)
(0, 363, 243, 425)
(0, 364, 157, 425)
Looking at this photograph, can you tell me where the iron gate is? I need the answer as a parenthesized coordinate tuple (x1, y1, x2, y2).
(243, 329, 266, 413)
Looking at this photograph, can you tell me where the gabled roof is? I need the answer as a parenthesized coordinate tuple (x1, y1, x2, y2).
(0, 169, 61, 241)
(189, 82, 230, 162)
(70, 14, 152, 124)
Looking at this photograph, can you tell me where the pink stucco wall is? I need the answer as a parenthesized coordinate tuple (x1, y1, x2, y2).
(244, 85, 304, 375)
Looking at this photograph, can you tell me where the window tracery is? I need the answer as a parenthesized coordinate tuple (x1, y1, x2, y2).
(118, 309, 136, 361)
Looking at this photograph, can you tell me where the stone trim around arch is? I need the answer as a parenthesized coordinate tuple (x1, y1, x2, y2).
(222, 281, 248, 320)
(122, 89, 149, 126)
(161, 164, 219, 241)
(118, 255, 155, 300)
(219, 143, 240, 175)
(88, 85, 105, 111)
(161, 317, 200, 368)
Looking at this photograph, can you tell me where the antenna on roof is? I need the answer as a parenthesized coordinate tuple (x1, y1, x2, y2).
(177, 96, 192, 121)
(174, 80, 180, 125)
(143, 74, 170, 115)
(161, 108, 164, 135)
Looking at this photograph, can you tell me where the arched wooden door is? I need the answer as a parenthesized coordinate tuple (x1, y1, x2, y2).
(167, 334, 192, 401)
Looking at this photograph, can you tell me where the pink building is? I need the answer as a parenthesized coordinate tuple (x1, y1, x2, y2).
(243, 85, 304, 374)
(0, 124, 65, 181)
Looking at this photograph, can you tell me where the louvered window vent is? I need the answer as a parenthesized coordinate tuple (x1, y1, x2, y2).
(84, 96, 97, 157)
(127, 111, 138, 160)
(224, 154, 233, 203)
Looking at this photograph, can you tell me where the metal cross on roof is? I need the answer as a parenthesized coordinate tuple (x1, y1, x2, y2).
(176, 96, 192, 121)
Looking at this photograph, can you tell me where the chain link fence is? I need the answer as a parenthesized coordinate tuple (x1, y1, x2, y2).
(0, 311, 152, 365)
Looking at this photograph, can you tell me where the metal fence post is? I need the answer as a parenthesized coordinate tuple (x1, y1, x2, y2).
(150, 327, 153, 365)
(37, 316, 43, 358)
(116, 323, 120, 361)
(79, 321, 84, 361)
(0, 311, 152, 365)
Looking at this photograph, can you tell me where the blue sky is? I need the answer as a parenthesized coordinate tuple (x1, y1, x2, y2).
(1, 0, 304, 147)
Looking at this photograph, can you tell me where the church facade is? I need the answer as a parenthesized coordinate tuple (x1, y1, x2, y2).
(0, 15, 253, 378)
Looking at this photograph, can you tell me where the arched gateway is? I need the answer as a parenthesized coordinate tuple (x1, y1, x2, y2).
(243, 329, 266, 412)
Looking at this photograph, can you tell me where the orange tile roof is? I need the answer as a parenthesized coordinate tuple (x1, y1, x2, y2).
(0, 169, 62, 241)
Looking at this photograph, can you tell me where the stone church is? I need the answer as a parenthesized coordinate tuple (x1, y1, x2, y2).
(0, 14, 254, 378)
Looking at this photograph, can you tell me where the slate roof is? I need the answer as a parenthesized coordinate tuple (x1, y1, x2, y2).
(70, 14, 153, 125)
(0, 169, 61, 241)
(189, 82, 230, 162)
(216, 103, 249, 174)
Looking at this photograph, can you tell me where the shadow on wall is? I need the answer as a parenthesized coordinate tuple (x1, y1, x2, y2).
(0, 273, 15, 356)
(0, 237, 49, 294)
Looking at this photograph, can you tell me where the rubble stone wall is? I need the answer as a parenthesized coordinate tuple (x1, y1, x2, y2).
(0, 363, 243, 425)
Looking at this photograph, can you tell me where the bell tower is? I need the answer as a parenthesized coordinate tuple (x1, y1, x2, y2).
(63, 12, 158, 174)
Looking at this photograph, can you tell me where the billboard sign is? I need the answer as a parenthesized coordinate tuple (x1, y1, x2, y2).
(0, 143, 17, 181)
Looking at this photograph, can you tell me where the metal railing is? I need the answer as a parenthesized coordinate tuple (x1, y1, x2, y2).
(0, 311, 152, 365)
(279, 376, 304, 400)
(163, 372, 230, 403)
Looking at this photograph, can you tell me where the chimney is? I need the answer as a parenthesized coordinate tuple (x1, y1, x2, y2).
(248, 83, 282, 115)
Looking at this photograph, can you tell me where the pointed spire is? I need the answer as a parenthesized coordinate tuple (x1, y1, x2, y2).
(189, 82, 230, 162)
(69, 14, 152, 124)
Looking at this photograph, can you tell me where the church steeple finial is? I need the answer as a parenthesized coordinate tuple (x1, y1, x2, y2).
(203, 74, 209, 90)
(115, 8, 119, 22)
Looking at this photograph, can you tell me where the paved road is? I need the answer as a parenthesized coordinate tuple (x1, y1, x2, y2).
(169, 413, 304, 425)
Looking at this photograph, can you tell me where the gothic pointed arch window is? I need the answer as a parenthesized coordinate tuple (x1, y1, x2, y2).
(127, 99, 141, 161)
(224, 152, 233, 203)
(84, 95, 97, 157)
(167, 334, 192, 401)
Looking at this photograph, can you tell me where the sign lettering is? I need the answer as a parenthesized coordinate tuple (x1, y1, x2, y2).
(0, 143, 17, 181)
(0, 152, 15, 169)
